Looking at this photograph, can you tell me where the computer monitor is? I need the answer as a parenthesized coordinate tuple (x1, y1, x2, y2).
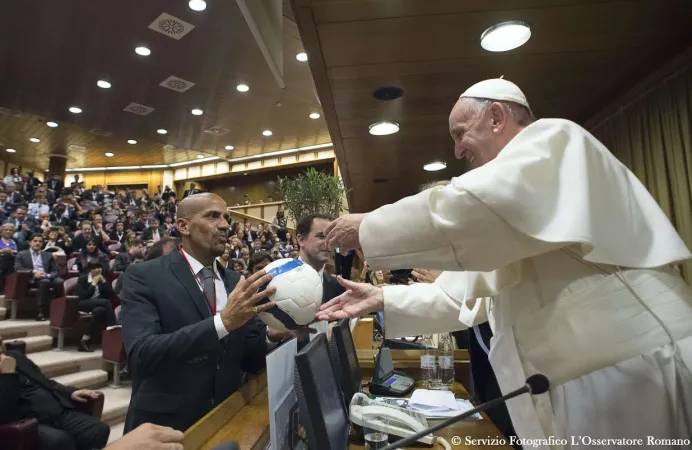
(294, 333, 350, 450)
(329, 319, 363, 405)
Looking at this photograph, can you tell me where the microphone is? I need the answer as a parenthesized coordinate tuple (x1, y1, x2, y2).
(379, 374, 550, 450)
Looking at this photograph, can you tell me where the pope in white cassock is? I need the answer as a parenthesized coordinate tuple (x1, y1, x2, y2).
(318, 79, 692, 449)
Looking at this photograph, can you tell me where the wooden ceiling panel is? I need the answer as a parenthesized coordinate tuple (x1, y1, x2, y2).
(291, 0, 692, 212)
(0, 0, 330, 170)
(316, 0, 689, 67)
(308, 0, 610, 23)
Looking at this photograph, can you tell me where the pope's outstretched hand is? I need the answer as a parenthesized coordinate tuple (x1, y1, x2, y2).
(316, 276, 384, 321)
(324, 214, 366, 251)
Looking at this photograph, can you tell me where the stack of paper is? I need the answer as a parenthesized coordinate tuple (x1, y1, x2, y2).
(407, 389, 482, 420)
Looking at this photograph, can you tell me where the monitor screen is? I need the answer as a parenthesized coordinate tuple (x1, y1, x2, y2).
(294, 333, 350, 450)
(329, 319, 363, 405)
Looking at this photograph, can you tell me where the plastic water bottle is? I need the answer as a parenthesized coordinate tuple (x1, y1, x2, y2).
(437, 333, 455, 387)
(420, 335, 439, 388)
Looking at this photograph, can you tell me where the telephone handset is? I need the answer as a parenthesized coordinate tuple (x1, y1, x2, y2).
(349, 393, 451, 449)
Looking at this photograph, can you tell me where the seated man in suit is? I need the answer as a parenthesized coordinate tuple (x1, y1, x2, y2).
(0, 337, 110, 450)
(15, 234, 65, 321)
(114, 238, 144, 272)
(141, 218, 165, 244)
(120, 193, 290, 432)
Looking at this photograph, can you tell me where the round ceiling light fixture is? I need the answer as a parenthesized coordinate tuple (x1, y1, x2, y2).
(236, 84, 249, 92)
(225, 145, 234, 150)
(197, 154, 205, 159)
(189, 0, 207, 11)
(135, 46, 151, 56)
(97, 80, 112, 89)
(423, 161, 447, 172)
(262, 130, 273, 137)
(69, 106, 82, 114)
(309, 112, 321, 119)
(480, 21, 531, 52)
(368, 121, 399, 136)
(29, 137, 41, 143)
(296, 52, 308, 62)
(127, 139, 137, 145)
(46, 121, 59, 128)
(157, 129, 168, 135)
(6, 148, 16, 153)
(105, 152, 114, 157)
(191, 108, 203, 116)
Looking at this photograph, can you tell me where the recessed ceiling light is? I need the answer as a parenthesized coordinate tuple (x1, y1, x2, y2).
(29, 137, 40, 143)
(69, 106, 82, 114)
(296, 52, 308, 62)
(236, 84, 249, 92)
(6, 148, 16, 153)
(97, 80, 112, 89)
(105, 152, 114, 157)
(189, 0, 207, 11)
(191, 108, 203, 116)
(480, 21, 531, 52)
(127, 139, 137, 145)
(135, 46, 151, 56)
(369, 121, 399, 136)
(262, 130, 273, 137)
(225, 145, 234, 150)
(309, 112, 321, 119)
(197, 154, 205, 159)
(157, 129, 168, 135)
(423, 161, 447, 172)
(46, 121, 58, 128)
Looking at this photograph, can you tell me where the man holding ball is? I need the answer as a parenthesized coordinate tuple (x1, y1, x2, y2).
(121, 193, 290, 432)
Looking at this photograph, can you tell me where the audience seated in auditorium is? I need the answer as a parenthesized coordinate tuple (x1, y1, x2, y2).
(0, 336, 110, 450)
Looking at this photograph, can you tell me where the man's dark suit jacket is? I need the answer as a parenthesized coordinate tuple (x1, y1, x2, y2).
(109, 230, 127, 245)
(182, 189, 201, 198)
(14, 250, 59, 280)
(120, 249, 268, 432)
(81, 191, 104, 203)
(141, 226, 166, 242)
(46, 179, 64, 195)
(0, 350, 77, 423)
(113, 252, 135, 272)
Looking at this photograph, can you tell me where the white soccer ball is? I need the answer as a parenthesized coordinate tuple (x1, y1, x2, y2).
(256, 258, 323, 332)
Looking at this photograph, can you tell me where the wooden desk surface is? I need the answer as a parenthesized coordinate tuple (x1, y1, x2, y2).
(184, 375, 510, 450)
(349, 381, 511, 450)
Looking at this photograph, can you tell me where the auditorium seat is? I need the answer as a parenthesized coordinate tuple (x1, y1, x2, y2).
(66, 257, 79, 279)
(102, 326, 126, 386)
(4, 271, 36, 320)
(0, 340, 105, 450)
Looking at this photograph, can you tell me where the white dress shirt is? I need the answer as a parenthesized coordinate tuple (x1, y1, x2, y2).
(181, 249, 275, 348)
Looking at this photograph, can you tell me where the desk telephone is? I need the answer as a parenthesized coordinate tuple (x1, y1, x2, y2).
(349, 393, 451, 449)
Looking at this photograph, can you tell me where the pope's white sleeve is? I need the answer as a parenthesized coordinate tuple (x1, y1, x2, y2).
(359, 184, 561, 272)
(381, 281, 468, 339)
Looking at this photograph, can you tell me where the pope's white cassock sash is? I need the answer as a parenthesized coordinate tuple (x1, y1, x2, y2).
(360, 119, 692, 448)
